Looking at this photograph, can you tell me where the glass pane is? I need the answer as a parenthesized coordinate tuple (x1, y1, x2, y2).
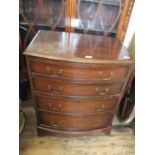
(19, 0, 66, 28)
(74, 0, 125, 36)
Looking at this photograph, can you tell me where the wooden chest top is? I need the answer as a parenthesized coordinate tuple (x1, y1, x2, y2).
(24, 30, 133, 64)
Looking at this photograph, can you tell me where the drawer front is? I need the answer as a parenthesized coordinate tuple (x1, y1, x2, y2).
(32, 77, 123, 96)
(38, 112, 114, 130)
(30, 60, 128, 81)
(35, 95, 118, 113)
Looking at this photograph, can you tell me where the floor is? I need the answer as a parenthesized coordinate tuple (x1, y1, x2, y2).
(19, 99, 135, 155)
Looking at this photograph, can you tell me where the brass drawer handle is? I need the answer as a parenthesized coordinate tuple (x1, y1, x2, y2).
(51, 121, 62, 128)
(46, 67, 64, 78)
(96, 87, 109, 95)
(47, 85, 63, 95)
(92, 104, 105, 112)
(46, 66, 52, 74)
(48, 102, 62, 111)
(91, 120, 103, 127)
(99, 72, 114, 80)
(48, 85, 52, 91)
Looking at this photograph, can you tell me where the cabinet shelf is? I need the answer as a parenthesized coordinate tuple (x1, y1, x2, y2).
(82, 0, 124, 7)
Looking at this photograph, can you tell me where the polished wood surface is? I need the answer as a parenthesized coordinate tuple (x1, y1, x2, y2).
(24, 30, 133, 63)
(39, 111, 114, 130)
(35, 94, 118, 114)
(65, 0, 76, 32)
(32, 76, 123, 96)
(24, 30, 134, 136)
(30, 58, 129, 82)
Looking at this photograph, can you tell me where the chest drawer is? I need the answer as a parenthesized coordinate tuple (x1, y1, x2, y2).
(32, 77, 123, 96)
(30, 60, 128, 82)
(38, 112, 114, 130)
(35, 95, 118, 114)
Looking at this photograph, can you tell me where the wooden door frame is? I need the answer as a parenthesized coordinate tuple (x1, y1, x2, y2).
(117, 0, 135, 42)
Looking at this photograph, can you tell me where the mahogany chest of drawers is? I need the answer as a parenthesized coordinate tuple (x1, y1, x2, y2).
(24, 30, 134, 136)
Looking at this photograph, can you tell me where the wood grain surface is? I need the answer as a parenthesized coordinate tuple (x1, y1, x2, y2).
(24, 30, 133, 63)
